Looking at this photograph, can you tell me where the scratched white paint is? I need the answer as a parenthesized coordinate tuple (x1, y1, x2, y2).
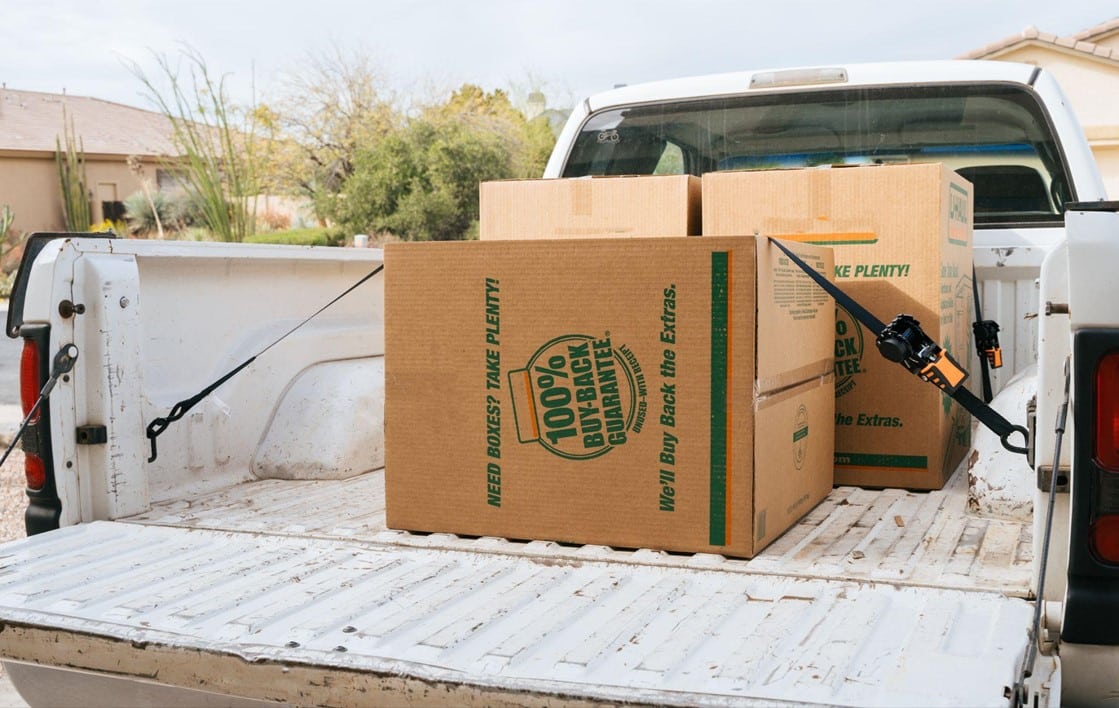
(968, 369, 1037, 522)
(122, 464, 1034, 596)
(30, 238, 386, 517)
(0, 522, 1036, 707)
(253, 358, 385, 480)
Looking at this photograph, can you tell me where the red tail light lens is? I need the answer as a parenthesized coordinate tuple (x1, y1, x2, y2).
(19, 338, 46, 491)
(1092, 514, 1119, 564)
(19, 339, 41, 424)
(24, 454, 45, 491)
(1096, 351, 1119, 470)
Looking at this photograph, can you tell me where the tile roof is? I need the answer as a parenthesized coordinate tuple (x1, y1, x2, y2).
(958, 21, 1119, 63)
(0, 88, 176, 156)
(1070, 17, 1119, 42)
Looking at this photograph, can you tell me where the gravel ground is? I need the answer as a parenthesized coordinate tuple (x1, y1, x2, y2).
(0, 449, 23, 544)
(0, 449, 30, 708)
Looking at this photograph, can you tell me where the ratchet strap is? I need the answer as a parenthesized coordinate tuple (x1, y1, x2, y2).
(770, 238, 1028, 455)
(0, 344, 79, 470)
(971, 265, 1002, 403)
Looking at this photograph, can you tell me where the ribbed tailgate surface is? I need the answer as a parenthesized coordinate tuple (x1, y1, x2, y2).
(0, 522, 1031, 707)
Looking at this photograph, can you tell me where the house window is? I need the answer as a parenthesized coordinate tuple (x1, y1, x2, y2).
(102, 200, 126, 222)
(96, 182, 124, 224)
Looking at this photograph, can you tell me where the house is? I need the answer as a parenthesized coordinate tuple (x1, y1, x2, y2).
(960, 18, 1119, 197)
(0, 88, 176, 234)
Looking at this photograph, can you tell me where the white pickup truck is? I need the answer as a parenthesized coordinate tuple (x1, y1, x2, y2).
(0, 60, 1116, 707)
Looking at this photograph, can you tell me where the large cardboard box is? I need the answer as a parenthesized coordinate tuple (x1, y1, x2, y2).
(479, 175, 701, 239)
(703, 164, 974, 490)
(385, 236, 834, 558)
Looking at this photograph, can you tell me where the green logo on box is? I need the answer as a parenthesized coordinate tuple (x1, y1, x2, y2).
(834, 305, 864, 398)
(793, 404, 809, 470)
(509, 334, 642, 460)
(948, 183, 970, 246)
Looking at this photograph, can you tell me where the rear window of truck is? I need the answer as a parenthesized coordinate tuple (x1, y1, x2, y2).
(561, 84, 1072, 227)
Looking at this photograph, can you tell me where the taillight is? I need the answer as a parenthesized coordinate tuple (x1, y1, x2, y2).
(1065, 331, 1119, 646)
(1092, 514, 1119, 564)
(24, 454, 45, 491)
(19, 338, 40, 424)
(1095, 351, 1119, 470)
(1093, 352, 1119, 562)
(19, 337, 45, 491)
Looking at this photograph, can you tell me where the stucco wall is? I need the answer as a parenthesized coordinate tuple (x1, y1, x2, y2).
(0, 153, 157, 234)
(1091, 144, 1119, 199)
(979, 46, 1119, 198)
(989, 45, 1119, 130)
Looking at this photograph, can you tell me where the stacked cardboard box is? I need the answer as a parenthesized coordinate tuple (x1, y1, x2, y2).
(479, 175, 700, 239)
(384, 176, 836, 557)
(703, 164, 974, 490)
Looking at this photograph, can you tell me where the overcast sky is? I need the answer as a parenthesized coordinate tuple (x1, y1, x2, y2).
(4, 0, 1119, 112)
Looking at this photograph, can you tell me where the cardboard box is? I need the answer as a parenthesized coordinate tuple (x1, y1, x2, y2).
(385, 236, 834, 558)
(479, 175, 701, 239)
(703, 164, 974, 490)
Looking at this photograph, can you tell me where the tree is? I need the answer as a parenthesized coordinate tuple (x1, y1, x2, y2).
(268, 46, 400, 221)
(328, 84, 557, 241)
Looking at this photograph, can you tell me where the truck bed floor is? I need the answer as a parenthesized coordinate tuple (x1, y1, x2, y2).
(127, 464, 1034, 596)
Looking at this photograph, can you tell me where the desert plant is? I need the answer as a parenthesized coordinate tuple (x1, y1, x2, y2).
(132, 48, 262, 242)
(123, 191, 181, 236)
(0, 205, 12, 239)
(0, 204, 28, 269)
(55, 114, 92, 232)
(126, 155, 165, 238)
(0, 271, 16, 299)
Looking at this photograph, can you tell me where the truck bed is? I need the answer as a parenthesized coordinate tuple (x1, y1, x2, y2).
(125, 463, 1033, 595)
(0, 465, 1037, 707)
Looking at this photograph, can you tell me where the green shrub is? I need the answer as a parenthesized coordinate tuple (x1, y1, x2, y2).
(244, 227, 335, 246)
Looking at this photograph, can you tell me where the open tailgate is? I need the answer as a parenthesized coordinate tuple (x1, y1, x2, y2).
(0, 521, 1034, 707)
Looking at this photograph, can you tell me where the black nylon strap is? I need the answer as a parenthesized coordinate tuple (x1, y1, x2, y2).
(770, 239, 886, 334)
(145, 263, 385, 462)
(769, 238, 1028, 456)
(952, 386, 1028, 455)
(145, 357, 256, 462)
(972, 265, 994, 403)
